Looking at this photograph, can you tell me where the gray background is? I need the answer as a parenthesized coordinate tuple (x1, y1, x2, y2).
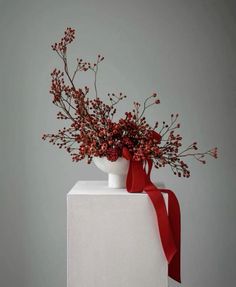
(0, 0, 235, 286)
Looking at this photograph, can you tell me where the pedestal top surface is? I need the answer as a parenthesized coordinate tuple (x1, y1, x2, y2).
(68, 180, 165, 196)
(68, 180, 141, 195)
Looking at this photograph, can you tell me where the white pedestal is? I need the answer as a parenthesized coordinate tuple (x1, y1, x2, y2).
(67, 181, 168, 287)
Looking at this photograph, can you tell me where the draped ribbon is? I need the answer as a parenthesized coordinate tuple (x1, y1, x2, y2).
(123, 142, 181, 283)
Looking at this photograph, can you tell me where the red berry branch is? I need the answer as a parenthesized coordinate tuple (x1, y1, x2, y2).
(42, 28, 218, 177)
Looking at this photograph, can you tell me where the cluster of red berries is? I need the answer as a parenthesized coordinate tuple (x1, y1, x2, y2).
(43, 28, 217, 178)
(51, 27, 75, 52)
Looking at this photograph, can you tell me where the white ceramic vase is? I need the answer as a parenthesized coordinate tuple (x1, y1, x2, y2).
(93, 157, 129, 188)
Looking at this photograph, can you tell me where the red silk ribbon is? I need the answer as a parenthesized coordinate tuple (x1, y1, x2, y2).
(123, 148, 181, 283)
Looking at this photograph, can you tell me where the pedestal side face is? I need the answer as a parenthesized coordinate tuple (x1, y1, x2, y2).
(67, 181, 168, 287)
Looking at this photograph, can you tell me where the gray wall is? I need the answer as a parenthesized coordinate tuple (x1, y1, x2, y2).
(0, 0, 235, 286)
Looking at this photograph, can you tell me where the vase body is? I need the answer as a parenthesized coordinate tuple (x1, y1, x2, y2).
(93, 157, 129, 188)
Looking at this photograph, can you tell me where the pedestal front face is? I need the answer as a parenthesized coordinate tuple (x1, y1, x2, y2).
(67, 181, 168, 287)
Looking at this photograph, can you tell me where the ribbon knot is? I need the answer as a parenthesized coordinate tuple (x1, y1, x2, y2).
(123, 147, 181, 283)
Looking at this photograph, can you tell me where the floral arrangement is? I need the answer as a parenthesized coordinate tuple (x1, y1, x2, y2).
(42, 27, 217, 178)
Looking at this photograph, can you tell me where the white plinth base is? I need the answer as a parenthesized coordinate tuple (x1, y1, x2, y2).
(67, 181, 168, 287)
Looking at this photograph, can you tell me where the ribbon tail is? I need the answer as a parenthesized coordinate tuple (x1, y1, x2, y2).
(161, 189, 181, 283)
(125, 158, 181, 283)
(144, 186, 177, 264)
